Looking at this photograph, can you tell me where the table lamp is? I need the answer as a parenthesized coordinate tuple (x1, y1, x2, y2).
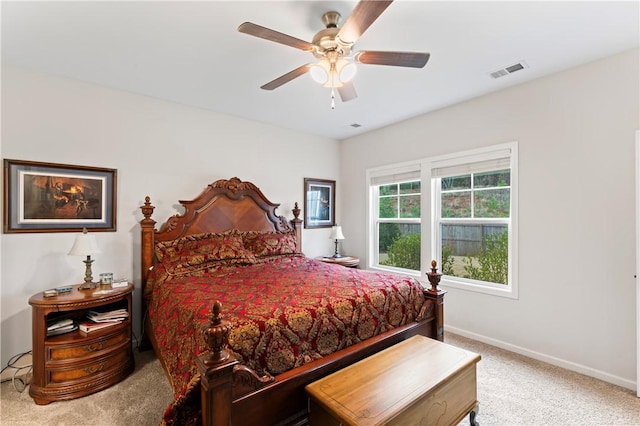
(68, 228, 101, 289)
(329, 225, 345, 258)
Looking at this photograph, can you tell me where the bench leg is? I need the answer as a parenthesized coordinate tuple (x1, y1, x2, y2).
(469, 403, 480, 426)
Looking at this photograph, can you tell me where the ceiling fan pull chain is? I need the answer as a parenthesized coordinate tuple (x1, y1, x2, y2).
(331, 88, 336, 110)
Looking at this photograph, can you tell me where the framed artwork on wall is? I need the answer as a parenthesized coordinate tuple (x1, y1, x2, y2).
(304, 178, 335, 229)
(3, 159, 117, 233)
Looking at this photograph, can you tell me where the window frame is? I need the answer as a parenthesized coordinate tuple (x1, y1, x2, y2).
(372, 183, 422, 275)
(366, 142, 518, 299)
(428, 142, 518, 298)
(366, 161, 422, 276)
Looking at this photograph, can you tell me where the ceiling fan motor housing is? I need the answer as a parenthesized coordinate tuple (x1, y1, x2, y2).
(312, 12, 352, 58)
(322, 11, 341, 28)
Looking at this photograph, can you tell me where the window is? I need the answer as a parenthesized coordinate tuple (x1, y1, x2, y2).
(367, 143, 518, 298)
(368, 163, 421, 273)
(377, 181, 421, 271)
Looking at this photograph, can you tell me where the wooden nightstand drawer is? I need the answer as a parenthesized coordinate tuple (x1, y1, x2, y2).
(47, 328, 128, 361)
(48, 345, 129, 383)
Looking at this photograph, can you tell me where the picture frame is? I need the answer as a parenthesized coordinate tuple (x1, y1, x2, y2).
(304, 178, 335, 229)
(3, 159, 117, 233)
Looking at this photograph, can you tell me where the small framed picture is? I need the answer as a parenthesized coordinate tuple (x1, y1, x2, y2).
(304, 178, 335, 229)
(3, 159, 117, 233)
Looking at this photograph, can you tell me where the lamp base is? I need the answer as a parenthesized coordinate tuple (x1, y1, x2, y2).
(332, 239, 343, 258)
(77, 281, 97, 290)
(77, 255, 96, 290)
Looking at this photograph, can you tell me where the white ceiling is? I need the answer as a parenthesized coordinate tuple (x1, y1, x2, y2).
(2, 1, 639, 140)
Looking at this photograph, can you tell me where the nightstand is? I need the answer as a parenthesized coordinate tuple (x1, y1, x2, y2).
(28, 283, 135, 404)
(317, 256, 360, 268)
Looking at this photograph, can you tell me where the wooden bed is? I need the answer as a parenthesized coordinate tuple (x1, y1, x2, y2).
(139, 177, 445, 426)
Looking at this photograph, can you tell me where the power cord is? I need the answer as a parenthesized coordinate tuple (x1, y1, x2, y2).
(0, 350, 33, 393)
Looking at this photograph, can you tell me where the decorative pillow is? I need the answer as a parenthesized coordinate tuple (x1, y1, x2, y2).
(242, 230, 298, 258)
(155, 229, 239, 262)
(163, 233, 257, 271)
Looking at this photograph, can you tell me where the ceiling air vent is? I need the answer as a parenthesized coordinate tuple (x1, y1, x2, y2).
(490, 61, 528, 79)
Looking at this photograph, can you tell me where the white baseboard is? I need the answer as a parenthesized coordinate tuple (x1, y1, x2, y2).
(445, 325, 637, 392)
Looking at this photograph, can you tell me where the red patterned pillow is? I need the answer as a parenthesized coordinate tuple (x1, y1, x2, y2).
(164, 233, 257, 271)
(155, 229, 239, 262)
(242, 230, 298, 257)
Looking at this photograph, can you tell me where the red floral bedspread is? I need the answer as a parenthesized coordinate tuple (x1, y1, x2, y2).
(146, 255, 425, 424)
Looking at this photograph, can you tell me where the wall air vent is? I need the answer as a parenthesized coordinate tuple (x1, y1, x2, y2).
(490, 61, 528, 79)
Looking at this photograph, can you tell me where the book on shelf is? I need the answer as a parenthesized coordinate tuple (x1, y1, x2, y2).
(86, 308, 129, 323)
(46, 320, 78, 336)
(47, 318, 73, 331)
(78, 320, 122, 334)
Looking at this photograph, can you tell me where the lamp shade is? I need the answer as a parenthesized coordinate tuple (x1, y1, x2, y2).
(329, 225, 345, 241)
(68, 228, 101, 256)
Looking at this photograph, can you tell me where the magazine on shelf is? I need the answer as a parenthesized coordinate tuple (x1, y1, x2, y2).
(86, 308, 128, 323)
(79, 320, 122, 333)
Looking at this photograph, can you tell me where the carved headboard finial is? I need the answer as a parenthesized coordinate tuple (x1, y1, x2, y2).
(292, 202, 301, 220)
(211, 177, 259, 193)
(140, 196, 156, 227)
(141, 196, 154, 218)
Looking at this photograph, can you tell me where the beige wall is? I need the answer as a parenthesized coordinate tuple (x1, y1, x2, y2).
(340, 48, 640, 389)
(0, 65, 340, 365)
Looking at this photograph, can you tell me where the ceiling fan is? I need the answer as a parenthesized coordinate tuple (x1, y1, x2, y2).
(238, 0, 430, 107)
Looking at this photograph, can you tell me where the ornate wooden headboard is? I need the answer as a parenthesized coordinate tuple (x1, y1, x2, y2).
(140, 177, 302, 290)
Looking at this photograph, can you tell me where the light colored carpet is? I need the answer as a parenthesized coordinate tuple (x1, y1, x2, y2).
(0, 349, 173, 426)
(1, 333, 638, 425)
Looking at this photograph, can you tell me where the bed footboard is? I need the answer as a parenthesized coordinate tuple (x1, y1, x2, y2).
(196, 263, 445, 426)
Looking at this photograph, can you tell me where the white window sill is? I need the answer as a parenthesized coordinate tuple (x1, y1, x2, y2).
(440, 276, 518, 299)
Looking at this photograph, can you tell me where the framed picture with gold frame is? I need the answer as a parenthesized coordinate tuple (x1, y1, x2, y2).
(3, 159, 117, 233)
(304, 178, 335, 229)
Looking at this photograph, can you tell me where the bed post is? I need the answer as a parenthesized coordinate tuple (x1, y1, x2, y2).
(195, 301, 239, 426)
(139, 196, 156, 350)
(140, 196, 156, 285)
(291, 202, 303, 251)
(424, 260, 446, 342)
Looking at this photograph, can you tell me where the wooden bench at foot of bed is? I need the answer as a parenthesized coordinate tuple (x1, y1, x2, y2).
(195, 262, 446, 426)
(305, 335, 481, 426)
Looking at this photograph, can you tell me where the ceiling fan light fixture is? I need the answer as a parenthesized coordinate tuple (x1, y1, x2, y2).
(310, 59, 330, 84)
(338, 61, 357, 83)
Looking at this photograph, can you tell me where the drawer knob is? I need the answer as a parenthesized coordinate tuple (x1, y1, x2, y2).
(84, 341, 106, 352)
(84, 361, 106, 374)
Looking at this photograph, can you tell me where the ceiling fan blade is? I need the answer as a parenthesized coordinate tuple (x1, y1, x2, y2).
(338, 81, 358, 102)
(337, 0, 393, 46)
(238, 22, 314, 52)
(355, 51, 430, 68)
(260, 64, 312, 91)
